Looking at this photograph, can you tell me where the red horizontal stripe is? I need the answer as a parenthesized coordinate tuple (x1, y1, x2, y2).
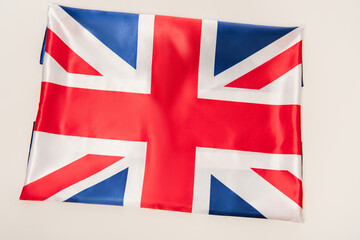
(194, 99, 302, 155)
(35, 82, 301, 155)
(34, 82, 152, 142)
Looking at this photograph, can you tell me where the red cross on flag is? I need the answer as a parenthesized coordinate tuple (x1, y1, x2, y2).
(20, 4, 303, 222)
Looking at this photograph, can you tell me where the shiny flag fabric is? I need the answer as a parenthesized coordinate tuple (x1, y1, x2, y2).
(20, 4, 303, 222)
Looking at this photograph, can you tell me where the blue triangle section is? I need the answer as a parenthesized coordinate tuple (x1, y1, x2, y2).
(214, 21, 296, 76)
(61, 6, 139, 69)
(209, 175, 265, 218)
(65, 168, 128, 206)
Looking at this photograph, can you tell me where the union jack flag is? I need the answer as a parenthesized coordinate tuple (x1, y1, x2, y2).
(20, 4, 303, 221)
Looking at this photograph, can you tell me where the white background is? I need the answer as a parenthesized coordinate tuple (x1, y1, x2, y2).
(1, 0, 359, 239)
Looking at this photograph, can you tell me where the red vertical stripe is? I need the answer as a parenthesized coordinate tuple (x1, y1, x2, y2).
(140, 16, 202, 212)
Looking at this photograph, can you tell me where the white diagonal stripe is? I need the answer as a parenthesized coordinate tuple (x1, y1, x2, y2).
(192, 147, 302, 221)
(198, 20, 303, 105)
(24, 131, 147, 207)
(46, 5, 154, 93)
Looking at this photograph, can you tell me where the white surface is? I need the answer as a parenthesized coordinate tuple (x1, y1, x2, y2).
(0, 0, 359, 239)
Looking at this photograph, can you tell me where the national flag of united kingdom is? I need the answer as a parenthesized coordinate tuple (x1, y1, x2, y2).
(20, 4, 303, 222)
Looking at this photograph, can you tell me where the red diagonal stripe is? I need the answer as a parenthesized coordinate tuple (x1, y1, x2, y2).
(45, 28, 102, 76)
(20, 154, 123, 201)
(225, 41, 302, 90)
(251, 168, 303, 207)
